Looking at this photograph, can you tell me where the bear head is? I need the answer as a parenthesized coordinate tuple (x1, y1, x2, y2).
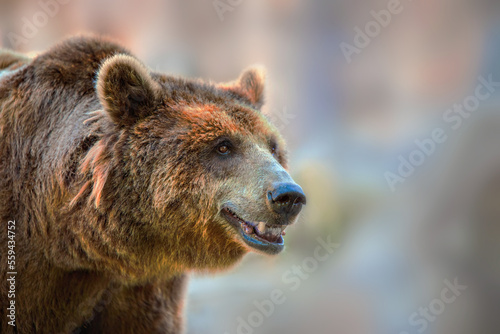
(73, 54, 306, 279)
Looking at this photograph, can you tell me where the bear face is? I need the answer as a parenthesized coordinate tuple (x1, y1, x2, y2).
(72, 54, 306, 276)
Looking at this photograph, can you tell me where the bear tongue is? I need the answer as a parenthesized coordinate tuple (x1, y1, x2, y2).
(241, 222, 254, 235)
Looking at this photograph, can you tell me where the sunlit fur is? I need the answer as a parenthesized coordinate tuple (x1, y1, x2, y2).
(0, 36, 289, 333)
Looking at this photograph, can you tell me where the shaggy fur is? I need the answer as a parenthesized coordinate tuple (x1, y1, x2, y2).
(0, 50, 30, 71)
(0, 36, 292, 333)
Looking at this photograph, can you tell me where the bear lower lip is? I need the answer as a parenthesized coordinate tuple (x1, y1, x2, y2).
(221, 208, 286, 254)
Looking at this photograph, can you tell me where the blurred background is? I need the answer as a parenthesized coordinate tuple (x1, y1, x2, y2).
(1, 0, 500, 333)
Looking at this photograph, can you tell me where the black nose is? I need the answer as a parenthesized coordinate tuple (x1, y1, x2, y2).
(267, 183, 306, 219)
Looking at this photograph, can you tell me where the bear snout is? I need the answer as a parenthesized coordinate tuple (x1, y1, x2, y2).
(267, 182, 306, 222)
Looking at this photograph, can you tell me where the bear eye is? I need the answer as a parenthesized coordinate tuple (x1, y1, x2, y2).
(218, 145, 229, 154)
(270, 141, 278, 157)
(216, 141, 232, 155)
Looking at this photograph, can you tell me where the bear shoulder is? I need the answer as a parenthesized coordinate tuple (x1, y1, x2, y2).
(18, 36, 133, 93)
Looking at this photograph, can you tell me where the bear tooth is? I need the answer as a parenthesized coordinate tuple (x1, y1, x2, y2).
(257, 222, 267, 234)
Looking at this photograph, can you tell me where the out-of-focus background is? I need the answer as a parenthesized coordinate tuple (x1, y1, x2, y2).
(2, 0, 500, 333)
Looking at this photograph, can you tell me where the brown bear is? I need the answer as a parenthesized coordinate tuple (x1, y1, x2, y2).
(0, 36, 306, 334)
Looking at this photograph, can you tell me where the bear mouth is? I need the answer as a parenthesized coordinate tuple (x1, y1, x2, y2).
(221, 207, 286, 255)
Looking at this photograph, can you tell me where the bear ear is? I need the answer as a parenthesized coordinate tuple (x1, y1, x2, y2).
(96, 54, 160, 126)
(221, 66, 266, 108)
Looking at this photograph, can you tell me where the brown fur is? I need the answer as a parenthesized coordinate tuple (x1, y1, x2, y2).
(0, 36, 290, 333)
(0, 50, 31, 71)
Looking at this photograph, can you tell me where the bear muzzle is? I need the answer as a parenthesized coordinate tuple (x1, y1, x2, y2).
(220, 183, 306, 255)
